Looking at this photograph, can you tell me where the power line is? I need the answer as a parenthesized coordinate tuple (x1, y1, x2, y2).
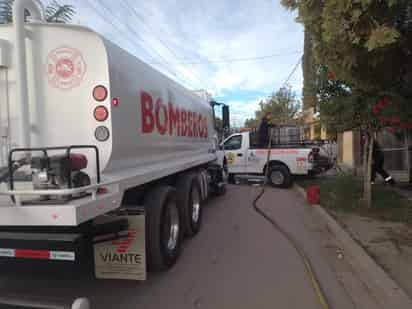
(148, 51, 302, 65)
(121, 0, 210, 89)
(282, 56, 303, 88)
(82, 0, 188, 85)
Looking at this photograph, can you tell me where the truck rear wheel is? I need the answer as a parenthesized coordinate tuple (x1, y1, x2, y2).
(176, 173, 202, 237)
(268, 165, 292, 188)
(144, 186, 182, 272)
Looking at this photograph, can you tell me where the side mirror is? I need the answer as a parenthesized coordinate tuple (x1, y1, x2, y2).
(222, 105, 230, 130)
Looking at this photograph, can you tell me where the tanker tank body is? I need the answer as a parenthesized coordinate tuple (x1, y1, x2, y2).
(0, 0, 228, 278)
(102, 38, 218, 185)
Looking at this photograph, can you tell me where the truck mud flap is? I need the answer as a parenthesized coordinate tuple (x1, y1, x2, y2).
(93, 208, 146, 281)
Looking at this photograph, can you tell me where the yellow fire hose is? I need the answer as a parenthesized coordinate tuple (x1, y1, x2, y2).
(252, 129, 330, 309)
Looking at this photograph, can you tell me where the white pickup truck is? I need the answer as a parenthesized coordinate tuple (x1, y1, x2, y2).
(222, 131, 324, 188)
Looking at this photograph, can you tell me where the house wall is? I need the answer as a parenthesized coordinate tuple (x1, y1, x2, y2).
(342, 131, 355, 167)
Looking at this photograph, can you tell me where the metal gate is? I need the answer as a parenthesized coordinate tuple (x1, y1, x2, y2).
(377, 130, 411, 183)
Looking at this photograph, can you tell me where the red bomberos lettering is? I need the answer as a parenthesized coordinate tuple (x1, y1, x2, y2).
(141, 91, 209, 138)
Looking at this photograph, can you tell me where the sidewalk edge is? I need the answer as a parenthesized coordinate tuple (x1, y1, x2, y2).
(294, 184, 412, 309)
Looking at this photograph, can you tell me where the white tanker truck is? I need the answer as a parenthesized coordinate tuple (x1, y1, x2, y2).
(0, 0, 228, 279)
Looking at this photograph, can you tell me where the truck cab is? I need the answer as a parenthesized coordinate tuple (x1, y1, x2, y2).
(222, 131, 322, 188)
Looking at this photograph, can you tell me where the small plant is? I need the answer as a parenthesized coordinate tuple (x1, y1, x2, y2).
(0, 0, 75, 24)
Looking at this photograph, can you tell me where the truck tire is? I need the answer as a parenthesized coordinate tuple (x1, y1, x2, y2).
(268, 165, 293, 188)
(176, 173, 202, 237)
(144, 186, 182, 272)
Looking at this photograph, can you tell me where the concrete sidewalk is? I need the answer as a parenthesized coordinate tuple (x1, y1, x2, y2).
(294, 184, 412, 309)
(394, 183, 412, 200)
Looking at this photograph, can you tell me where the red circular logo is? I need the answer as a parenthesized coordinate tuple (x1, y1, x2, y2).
(47, 46, 87, 90)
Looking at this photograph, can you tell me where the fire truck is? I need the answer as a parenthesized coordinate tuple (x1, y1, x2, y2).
(0, 0, 228, 291)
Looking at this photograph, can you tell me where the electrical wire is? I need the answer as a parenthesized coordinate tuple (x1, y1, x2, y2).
(121, 0, 210, 89)
(282, 55, 303, 87)
(82, 0, 212, 107)
(82, 0, 187, 85)
(148, 51, 302, 65)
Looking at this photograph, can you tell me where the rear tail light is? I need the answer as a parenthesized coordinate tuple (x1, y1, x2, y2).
(94, 106, 109, 121)
(93, 85, 108, 101)
(95, 126, 110, 142)
(70, 154, 88, 170)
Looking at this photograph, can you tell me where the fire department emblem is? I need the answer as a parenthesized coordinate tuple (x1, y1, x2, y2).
(46, 46, 87, 90)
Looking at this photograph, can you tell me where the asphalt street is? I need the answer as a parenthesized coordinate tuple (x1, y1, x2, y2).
(0, 185, 359, 309)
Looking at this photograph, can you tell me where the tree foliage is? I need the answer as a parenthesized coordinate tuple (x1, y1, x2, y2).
(244, 117, 259, 129)
(282, 0, 412, 96)
(282, 0, 412, 208)
(244, 87, 301, 128)
(0, 0, 76, 24)
(302, 30, 316, 110)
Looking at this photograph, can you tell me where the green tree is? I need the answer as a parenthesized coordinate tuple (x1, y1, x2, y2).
(261, 87, 301, 125)
(244, 118, 259, 129)
(282, 0, 412, 208)
(302, 29, 316, 110)
(244, 87, 300, 128)
(0, 0, 75, 24)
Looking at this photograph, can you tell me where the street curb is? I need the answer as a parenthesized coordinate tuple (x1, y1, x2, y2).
(294, 184, 412, 309)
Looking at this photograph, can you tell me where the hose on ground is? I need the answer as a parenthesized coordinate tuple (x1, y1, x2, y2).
(252, 188, 330, 309)
(252, 128, 330, 309)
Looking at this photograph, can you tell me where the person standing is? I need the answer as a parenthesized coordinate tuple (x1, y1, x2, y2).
(258, 112, 273, 148)
(372, 140, 395, 185)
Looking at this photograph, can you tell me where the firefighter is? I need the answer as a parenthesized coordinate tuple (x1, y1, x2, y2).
(258, 112, 273, 148)
(372, 139, 395, 185)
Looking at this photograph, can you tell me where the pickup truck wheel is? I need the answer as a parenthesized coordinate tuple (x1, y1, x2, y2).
(268, 165, 292, 188)
(176, 174, 202, 237)
(145, 186, 182, 272)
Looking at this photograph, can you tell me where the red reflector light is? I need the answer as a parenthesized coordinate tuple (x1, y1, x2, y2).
(15, 249, 50, 260)
(70, 153, 88, 170)
(112, 97, 119, 107)
(93, 85, 108, 101)
(94, 106, 109, 121)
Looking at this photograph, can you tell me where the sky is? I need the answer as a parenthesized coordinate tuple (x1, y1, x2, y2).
(45, 0, 304, 126)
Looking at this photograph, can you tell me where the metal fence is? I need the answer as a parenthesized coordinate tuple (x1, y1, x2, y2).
(378, 129, 411, 182)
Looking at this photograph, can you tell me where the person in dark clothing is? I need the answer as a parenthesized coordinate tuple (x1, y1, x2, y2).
(258, 112, 272, 148)
(372, 140, 395, 185)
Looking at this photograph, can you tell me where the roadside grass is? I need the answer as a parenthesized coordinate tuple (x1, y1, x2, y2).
(296, 175, 412, 224)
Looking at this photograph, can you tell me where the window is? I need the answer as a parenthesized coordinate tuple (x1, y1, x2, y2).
(224, 135, 242, 150)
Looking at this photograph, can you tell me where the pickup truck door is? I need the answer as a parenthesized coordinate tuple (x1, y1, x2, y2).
(246, 148, 265, 174)
(223, 134, 247, 173)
